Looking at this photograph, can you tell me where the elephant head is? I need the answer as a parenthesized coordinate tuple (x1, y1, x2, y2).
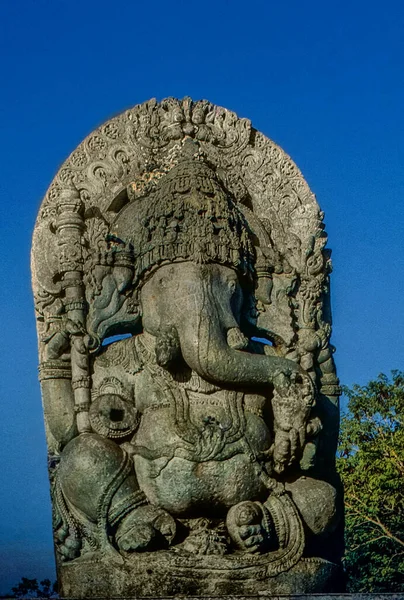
(139, 260, 302, 390)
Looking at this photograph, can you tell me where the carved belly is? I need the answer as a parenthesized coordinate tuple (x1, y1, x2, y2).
(131, 398, 271, 516)
(134, 454, 268, 516)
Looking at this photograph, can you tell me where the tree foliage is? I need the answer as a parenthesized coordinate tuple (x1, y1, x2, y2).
(337, 371, 404, 592)
(10, 577, 57, 598)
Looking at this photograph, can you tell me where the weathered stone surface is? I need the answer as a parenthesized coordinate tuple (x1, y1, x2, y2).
(61, 555, 340, 596)
(31, 97, 343, 596)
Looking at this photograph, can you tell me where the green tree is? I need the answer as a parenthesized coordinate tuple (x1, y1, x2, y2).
(337, 371, 404, 592)
(10, 577, 57, 598)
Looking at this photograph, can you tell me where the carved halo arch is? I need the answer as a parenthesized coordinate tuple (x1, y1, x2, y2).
(32, 96, 326, 327)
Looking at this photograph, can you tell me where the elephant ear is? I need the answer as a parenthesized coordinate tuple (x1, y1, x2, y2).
(237, 164, 331, 365)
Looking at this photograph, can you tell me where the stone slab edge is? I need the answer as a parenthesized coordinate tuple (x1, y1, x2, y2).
(2, 595, 403, 599)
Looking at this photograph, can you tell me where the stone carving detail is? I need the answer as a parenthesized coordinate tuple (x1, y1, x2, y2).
(31, 98, 343, 596)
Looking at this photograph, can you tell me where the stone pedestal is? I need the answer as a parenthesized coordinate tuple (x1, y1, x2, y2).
(60, 552, 341, 596)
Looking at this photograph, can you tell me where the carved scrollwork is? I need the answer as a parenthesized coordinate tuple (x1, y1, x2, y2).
(129, 97, 252, 157)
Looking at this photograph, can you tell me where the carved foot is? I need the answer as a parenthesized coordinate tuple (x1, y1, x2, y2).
(116, 505, 176, 552)
(226, 501, 273, 554)
(54, 525, 82, 561)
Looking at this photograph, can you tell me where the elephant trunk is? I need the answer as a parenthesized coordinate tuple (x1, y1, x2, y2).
(180, 324, 298, 388)
(176, 282, 299, 389)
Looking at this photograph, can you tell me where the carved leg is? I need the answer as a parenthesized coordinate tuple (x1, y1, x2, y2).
(55, 433, 176, 558)
(285, 476, 342, 560)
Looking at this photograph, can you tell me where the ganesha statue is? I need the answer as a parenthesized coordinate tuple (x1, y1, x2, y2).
(31, 98, 343, 596)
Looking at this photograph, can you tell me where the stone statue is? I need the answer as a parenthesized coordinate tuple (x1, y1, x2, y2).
(31, 98, 343, 596)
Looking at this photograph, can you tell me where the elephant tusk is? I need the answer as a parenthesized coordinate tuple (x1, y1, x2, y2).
(227, 327, 249, 350)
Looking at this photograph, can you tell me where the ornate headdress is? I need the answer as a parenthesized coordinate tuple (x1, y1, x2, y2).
(111, 143, 256, 288)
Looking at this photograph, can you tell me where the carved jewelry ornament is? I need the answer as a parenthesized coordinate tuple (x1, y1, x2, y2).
(89, 377, 139, 438)
(32, 97, 343, 596)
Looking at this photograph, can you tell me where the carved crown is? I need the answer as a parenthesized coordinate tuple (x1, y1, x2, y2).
(111, 141, 256, 288)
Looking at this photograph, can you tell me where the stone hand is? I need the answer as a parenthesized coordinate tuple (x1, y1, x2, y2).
(273, 427, 305, 473)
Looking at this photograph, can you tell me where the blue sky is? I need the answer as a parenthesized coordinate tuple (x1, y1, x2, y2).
(1, 0, 404, 593)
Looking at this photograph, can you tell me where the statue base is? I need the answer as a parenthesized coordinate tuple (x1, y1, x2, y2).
(59, 552, 342, 596)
